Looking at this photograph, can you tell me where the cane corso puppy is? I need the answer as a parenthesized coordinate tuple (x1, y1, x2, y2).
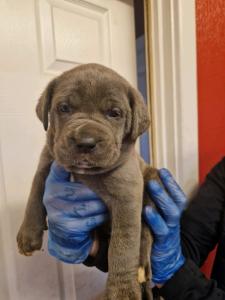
(17, 63, 160, 300)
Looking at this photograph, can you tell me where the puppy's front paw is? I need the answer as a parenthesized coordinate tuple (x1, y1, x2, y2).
(104, 281, 142, 300)
(103, 290, 142, 300)
(17, 224, 44, 256)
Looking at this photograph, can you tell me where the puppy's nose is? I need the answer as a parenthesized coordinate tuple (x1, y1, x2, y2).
(76, 137, 97, 153)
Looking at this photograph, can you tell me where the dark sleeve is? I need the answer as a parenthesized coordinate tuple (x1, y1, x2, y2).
(160, 259, 225, 300)
(181, 157, 225, 265)
(83, 238, 109, 272)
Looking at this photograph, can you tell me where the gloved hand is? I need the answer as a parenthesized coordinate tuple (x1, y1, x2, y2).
(43, 162, 108, 264)
(144, 168, 187, 284)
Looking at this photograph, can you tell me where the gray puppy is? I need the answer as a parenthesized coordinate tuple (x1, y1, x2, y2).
(17, 64, 159, 300)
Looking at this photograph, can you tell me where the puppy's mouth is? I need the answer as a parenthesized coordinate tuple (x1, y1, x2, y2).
(74, 160, 93, 169)
(69, 163, 102, 175)
(67, 159, 103, 174)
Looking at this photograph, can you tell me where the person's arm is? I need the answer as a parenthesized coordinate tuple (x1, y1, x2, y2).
(180, 157, 225, 265)
(84, 158, 225, 273)
(145, 168, 225, 300)
(160, 259, 225, 300)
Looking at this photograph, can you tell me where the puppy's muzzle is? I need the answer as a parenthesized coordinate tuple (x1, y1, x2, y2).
(55, 118, 120, 172)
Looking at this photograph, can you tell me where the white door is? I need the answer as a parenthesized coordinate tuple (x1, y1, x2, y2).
(0, 0, 137, 299)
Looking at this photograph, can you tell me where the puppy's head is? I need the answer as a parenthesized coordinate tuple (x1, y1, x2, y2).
(36, 64, 150, 174)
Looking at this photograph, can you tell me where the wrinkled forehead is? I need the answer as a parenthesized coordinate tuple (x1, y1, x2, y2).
(53, 73, 130, 109)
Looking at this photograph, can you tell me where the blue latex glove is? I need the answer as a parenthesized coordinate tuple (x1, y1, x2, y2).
(144, 168, 187, 284)
(43, 162, 108, 264)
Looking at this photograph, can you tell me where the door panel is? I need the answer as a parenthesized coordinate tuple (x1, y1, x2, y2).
(0, 0, 136, 299)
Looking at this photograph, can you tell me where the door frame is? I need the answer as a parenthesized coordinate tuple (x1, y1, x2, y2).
(144, 0, 199, 194)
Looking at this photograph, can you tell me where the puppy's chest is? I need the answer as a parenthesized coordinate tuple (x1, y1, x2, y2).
(71, 171, 140, 208)
(72, 172, 120, 205)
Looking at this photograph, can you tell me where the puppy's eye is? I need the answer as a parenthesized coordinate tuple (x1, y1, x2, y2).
(106, 107, 122, 118)
(57, 102, 71, 113)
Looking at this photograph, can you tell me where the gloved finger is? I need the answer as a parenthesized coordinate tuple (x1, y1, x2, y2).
(146, 180, 180, 227)
(144, 206, 169, 239)
(44, 197, 107, 218)
(47, 161, 70, 183)
(48, 213, 108, 235)
(72, 199, 107, 217)
(159, 168, 187, 212)
(48, 231, 92, 264)
(45, 181, 101, 202)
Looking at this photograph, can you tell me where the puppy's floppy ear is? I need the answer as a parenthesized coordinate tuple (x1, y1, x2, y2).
(36, 79, 57, 131)
(128, 87, 150, 141)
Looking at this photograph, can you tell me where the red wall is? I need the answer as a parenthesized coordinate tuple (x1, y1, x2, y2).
(196, 0, 225, 277)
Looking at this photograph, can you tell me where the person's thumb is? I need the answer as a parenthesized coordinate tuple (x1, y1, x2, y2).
(48, 161, 70, 182)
